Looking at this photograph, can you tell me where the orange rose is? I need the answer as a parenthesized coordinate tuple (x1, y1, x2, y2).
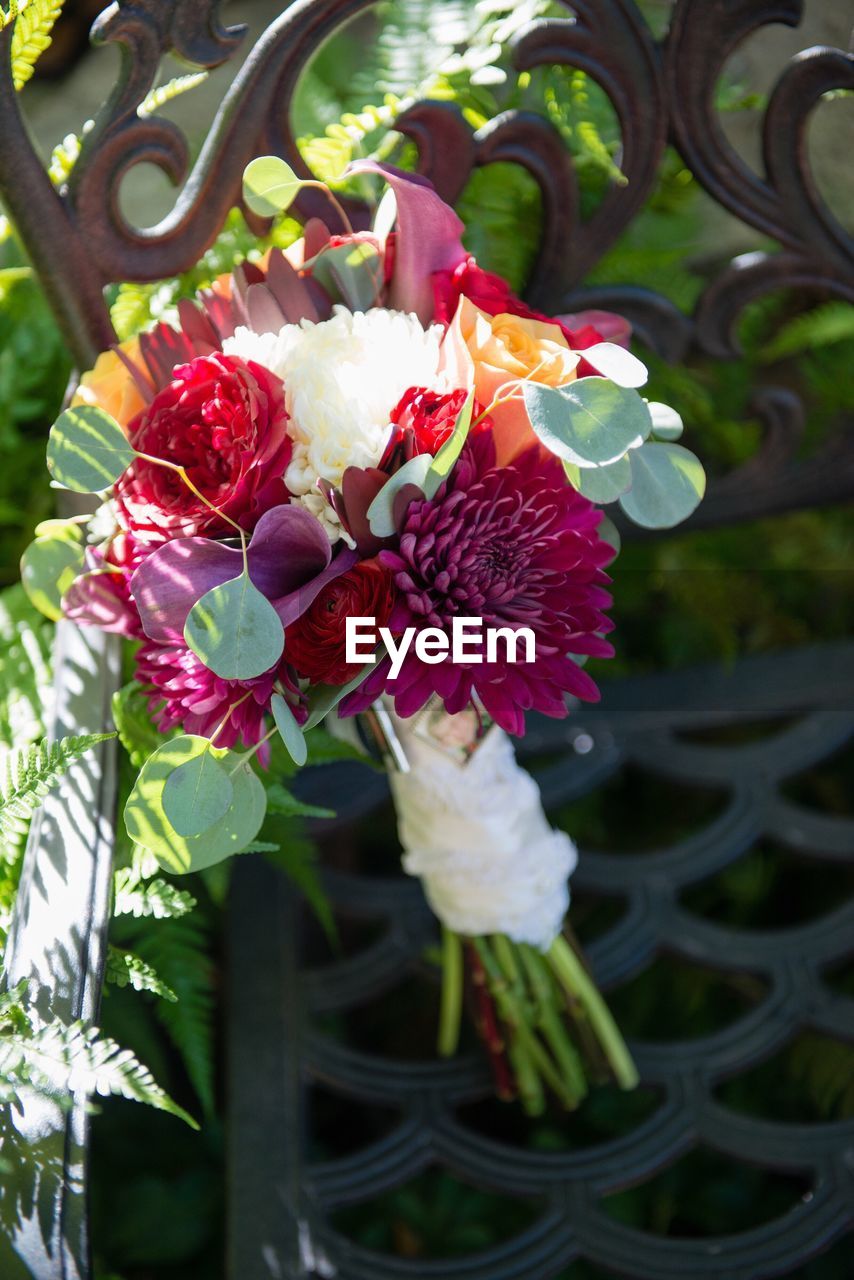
(72, 339, 146, 429)
(441, 297, 580, 464)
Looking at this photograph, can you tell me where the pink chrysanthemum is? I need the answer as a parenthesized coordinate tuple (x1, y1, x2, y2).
(342, 435, 616, 735)
(135, 641, 304, 762)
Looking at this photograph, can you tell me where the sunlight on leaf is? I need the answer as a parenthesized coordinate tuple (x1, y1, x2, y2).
(523, 378, 652, 467)
(184, 571, 285, 681)
(46, 404, 135, 494)
(162, 746, 234, 837)
(620, 442, 706, 529)
(367, 455, 432, 537)
(243, 156, 303, 217)
(125, 735, 266, 874)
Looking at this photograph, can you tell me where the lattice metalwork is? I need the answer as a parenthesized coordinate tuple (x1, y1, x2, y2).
(229, 644, 854, 1278)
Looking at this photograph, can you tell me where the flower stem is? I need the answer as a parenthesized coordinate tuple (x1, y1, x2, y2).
(438, 928, 464, 1058)
(547, 935, 638, 1090)
(301, 180, 356, 238)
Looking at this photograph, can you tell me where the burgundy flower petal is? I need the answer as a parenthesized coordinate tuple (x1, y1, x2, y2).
(131, 503, 339, 643)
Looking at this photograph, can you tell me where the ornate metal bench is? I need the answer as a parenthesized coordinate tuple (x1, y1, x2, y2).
(1, 1, 852, 1277)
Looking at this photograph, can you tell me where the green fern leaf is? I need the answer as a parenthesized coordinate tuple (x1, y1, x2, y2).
(138, 72, 208, 119)
(760, 301, 854, 363)
(0, 1019, 197, 1126)
(0, 733, 114, 845)
(105, 946, 178, 1002)
(133, 915, 216, 1117)
(113, 867, 196, 920)
(10, 0, 62, 90)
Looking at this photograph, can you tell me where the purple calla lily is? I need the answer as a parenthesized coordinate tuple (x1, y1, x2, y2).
(130, 504, 358, 645)
(347, 160, 467, 324)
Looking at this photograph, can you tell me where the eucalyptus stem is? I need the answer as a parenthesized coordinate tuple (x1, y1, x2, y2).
(438, 928, 464, 1058)
(548, 935, 638, 1090)
(134, 452, 246, 539)
(300, 180, 356, 238)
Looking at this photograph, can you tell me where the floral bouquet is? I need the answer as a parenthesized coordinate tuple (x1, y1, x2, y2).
(23, 159, 704, 1113)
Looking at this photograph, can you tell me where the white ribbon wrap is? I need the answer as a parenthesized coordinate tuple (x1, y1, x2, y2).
(384, 704, 577, 951)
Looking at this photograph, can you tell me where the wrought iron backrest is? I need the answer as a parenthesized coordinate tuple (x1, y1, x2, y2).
(0, 2, 852, 1278)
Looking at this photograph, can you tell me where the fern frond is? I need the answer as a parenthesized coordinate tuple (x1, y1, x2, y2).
(760, 302, 854, 363)
(0, 0, 30, 34)
(113, 867, 196, 920)
(0, 1019, 197, 1126)
(105, 946, 178, 1002)
(138, 72, 208, 118)
(0, 733, 114, 845)
(110, 283, 158, 343)
(10, 0, 62, 90)
(133, 915, 215, 1116)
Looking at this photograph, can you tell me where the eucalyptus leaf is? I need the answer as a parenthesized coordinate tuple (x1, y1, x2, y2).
(366, 455, 432, 538)
(424, 390, 474, 498)
(271, 693, 307, 767)
(243, 156, 303, 217)
(184, 571, 285, 680)
(125, 735, 267, 874)
(304, 655, 382, 730)
(619, 442, 706, 529)
(580, 342, 648, 388)
(47, 405, 136, 493)
(162, 746, 234, 837)
(20, 526, 85, 621)
(648, 401, 684, 441)
(523, 378, 652, 467)
(566, 453, 633, 504)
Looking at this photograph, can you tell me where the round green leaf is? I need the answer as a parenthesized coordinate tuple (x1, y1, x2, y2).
(367, 454, 432, 538)
(565, 453, 633, 504)
(184, 571, 285, 680)
(523, 378, 652, 467)
(648, 401, 684, 441)
(20, 528, 85, 621)
(162, 745, 234, 836)
(125, 735, 266, 874)
(47, 405, 136, 493)
(271, 693, 307, 767)
(243, 156, 303, 217)
(619, 442, 706, 529)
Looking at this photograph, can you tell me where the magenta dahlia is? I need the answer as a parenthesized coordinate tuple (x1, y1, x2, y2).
(135, 640, 304, 763)
(341, 434, 616, 735)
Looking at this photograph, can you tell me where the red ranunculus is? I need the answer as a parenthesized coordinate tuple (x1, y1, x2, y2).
(285, 559, 397, 686)
(432, 256, 623, 371)
(384, 386, 493, 462)
(116, 353, 291, 539)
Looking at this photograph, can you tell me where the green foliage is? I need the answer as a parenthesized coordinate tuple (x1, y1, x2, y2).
(126, 913, 217, 1118)
(7, 0, 61, 89)
(0, 732, 114, 849)
(760, 300, 854, 362)
(138, 72, 209, 119)
(106, 947, 178, 1002)
(113, 866, 196, 921)
(0, 982, 194, 1125)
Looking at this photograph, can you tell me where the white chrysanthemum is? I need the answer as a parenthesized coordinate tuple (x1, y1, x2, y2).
(225, 307, 444, 541)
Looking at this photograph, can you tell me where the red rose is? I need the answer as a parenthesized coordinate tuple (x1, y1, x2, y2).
(432, 256, 629, 373)
(116, 353, 291, 538)
(286, 559, 397, 686)
(384, 386, 493, 463)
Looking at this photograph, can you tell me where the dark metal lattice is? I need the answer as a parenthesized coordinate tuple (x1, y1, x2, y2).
(229, 644, 854, 1279)
(0, 0, 852, 1277)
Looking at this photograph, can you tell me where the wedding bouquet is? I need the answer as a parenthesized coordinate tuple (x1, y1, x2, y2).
(23, 159, 704, 1113)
